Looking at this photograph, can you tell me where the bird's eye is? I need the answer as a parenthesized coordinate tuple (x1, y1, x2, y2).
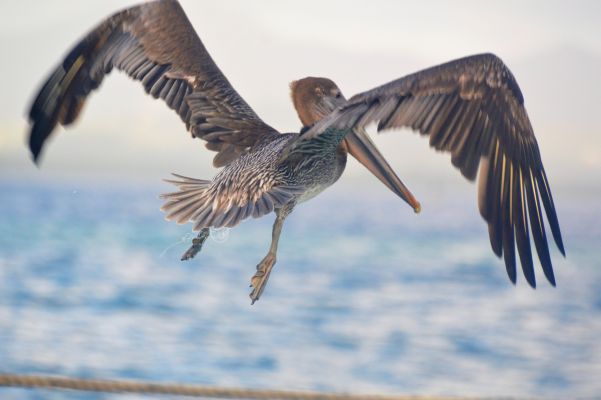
(335, 92, 342, 98)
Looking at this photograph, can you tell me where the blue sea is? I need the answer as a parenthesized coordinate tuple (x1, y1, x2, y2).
(0, 179, 600, 399)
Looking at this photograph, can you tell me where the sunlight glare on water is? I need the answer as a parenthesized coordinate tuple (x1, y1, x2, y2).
(0, 180, 599, 399)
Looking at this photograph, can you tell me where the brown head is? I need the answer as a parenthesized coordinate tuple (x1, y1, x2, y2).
(290, 77, 347, 126)
(291, 79, 422, 215)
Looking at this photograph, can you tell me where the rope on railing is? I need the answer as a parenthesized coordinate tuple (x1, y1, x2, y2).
(0, 373, 465, 399)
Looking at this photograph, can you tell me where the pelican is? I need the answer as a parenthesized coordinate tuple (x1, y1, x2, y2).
(28, 0, 565, 304)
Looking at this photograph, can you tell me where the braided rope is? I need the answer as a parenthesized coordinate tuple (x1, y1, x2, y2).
(0, 373, 463, 399)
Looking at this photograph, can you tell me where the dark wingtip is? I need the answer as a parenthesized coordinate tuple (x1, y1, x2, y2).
(29, 141, 42, 165)
(557, 239, 566, 257)
(551, 221, 566, 256)
(539, 255, 557, 287)
(31, 152, 42, 166)
(537, 170, 566, 257)
(504, 255, 517, 285)
(524, 271, 537, 289)
(28, 124, 46, 166)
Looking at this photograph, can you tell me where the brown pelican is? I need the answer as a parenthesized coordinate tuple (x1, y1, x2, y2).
(28, 0, 564, 303)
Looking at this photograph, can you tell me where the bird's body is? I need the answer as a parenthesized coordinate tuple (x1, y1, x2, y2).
(162, 128, 348, 232)
(27, 0, 564, 303)
(222, 132, 348, 206)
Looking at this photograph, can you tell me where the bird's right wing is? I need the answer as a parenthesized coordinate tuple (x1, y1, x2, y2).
(28, 0, 279, 167)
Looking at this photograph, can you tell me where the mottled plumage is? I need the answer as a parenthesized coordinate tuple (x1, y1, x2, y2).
(27, 0, 564, 303)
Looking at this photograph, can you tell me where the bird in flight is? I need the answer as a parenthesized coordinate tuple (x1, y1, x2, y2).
(28, 0, 564, 304)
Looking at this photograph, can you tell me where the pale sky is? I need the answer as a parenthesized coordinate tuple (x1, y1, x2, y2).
(1, 1, 600, 195)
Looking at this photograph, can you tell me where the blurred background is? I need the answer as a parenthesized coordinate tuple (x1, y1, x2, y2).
(1, 0, 600, 398)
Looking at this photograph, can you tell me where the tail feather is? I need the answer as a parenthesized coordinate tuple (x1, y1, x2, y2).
(160, 175, 210, 224)
(163, 193, 211, 224)
(161, 187, 207, 201)
(160, 173, 301, 230)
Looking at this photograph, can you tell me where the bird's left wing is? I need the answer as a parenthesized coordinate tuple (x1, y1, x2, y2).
(284, 53, 564, 287)
(28, 0, 279, 167)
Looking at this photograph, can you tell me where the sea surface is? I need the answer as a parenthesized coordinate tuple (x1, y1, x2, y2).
(0, 179, 600, 399)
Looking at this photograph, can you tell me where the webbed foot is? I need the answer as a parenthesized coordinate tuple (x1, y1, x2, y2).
(181, 228, 210, 261)
(249, 253, 276, 304)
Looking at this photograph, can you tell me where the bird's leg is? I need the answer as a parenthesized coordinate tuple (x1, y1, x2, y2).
(181, 228, 210, 261)
(249, 203, 294, 304)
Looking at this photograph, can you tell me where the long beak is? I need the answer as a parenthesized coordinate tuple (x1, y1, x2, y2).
(344, 128, 421, 213)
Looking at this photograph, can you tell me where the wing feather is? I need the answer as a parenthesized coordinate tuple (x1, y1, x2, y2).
(287, 53, 564, 286)
(28, 0, 278, 166)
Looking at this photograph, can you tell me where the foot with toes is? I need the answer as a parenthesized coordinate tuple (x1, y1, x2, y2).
(249, 253, 277, 304)
(181, 228, 210, 261)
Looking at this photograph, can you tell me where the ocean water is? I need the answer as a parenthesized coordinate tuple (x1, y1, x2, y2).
(0, 179, 599, 399)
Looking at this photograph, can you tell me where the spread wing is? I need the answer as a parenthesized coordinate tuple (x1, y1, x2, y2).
(288, 53, 565, 287)
(28, 0, 279, 167)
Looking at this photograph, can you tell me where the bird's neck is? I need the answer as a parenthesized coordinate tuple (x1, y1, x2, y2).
(299, 124, 313, 134)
